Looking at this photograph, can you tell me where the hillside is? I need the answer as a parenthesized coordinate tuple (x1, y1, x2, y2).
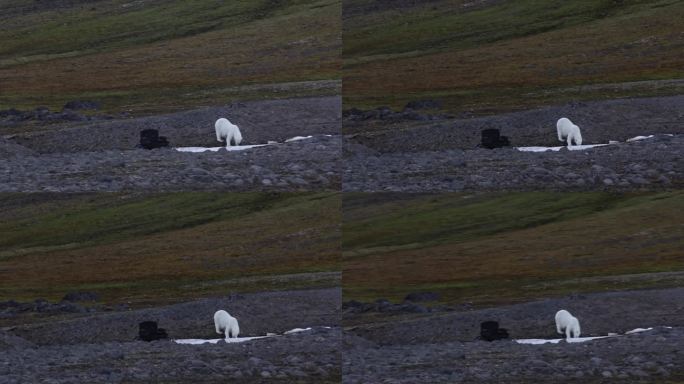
(343, 0, 684, 114)
(342, 191, 684, 306)
(0, 0, 341, 114)
(0, 192, 341, 306)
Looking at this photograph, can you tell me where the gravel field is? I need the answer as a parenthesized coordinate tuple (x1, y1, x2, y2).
(343, 288, 684, 383)
(344, 134, 683, 192)
(343, 95, 684, 192)
(1, 288, 341, 383)
(1, 96, 341, 192)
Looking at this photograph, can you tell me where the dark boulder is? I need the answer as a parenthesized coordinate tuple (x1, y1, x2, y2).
(480, 321, 509, 341)
(404, 292, 440, 302)
(62, 291, 99, 302)
(480, 129, 510, 149)
(400, 110, 430, 121)
(405, 99, 442, 110)
(343, 108, 364, 118)
(63, 100, 101, 111)
(0, 108, 23, 118)
(58, 110, 87, 121)
(138, 321, 168, 342)
(0, 300, 20, 311)
(139, 129, 169, 149)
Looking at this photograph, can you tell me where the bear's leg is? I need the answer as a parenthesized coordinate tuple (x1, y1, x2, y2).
(566, 327, 572, 339)
(567, 135, 574, 147)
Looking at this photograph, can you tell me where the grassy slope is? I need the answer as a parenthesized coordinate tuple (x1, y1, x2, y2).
(0, 192, 341, 306)
(342, 192, 684, 306)
(0, 0, 341, 113)
(343, 0, 684, 114)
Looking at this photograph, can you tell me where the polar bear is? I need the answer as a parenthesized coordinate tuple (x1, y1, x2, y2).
(556, 117, 583, 147)
(214, 310, 240, 339)
(215, 118, 243, 147)
(555, 309, 581, 339)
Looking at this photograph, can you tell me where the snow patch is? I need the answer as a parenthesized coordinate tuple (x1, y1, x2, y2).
(517, 133, 675, 152)
(285, 136, 313, 142)
(174, 336, 268, 345)
(515, 336, 609, 345)
(175, 144, 268, 153)
(515, 327, 670, 345)
(627, 134, 673, 142)
(625, 327, 653, 334)
(174, 135, 321, 153)
(174, 326, 320, 345)
(516, 144, 607, 152)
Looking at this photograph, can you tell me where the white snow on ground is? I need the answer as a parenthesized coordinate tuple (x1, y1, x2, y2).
(627, 134, 673, 142)
(174, 336, 269, 345)
(174, 326, 322, 345)
(515, 336, 609, 345)
(285, 136, 313, 142)
(175, 144, 268, 153)
(627, 135, 656, 142)
(517, 133, 674, 152)
(175, 135, 320, 153)
(515, 327, 670, 345)
(517, 144, 607, 152)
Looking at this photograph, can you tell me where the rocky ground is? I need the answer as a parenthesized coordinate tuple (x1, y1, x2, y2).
(1, 288, 341, 383)
(344, 95, 684, 192)
(0, 96, 340, 192)
(1, 135, 339, 192)
(344, 134, 683, 192)
(343, 288, 684, 383)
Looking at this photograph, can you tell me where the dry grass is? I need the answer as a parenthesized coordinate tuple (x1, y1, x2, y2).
(342, 192, 684, 306)
(343, 0, 684, 114)
(0, 192, 341, 305)
(0, 0, 341, 113)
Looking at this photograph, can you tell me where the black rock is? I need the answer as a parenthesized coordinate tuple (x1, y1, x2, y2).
(63, 100, 101, 111)
(405, 99, 442, 110)
(342, 300, 364, 309)
(0, 108, 23, 118)
(139, 129, 170, 149)
(59, 110, 87, 121)
(62, 291, 100, 302)
(480, 321, 510, 341)
(404, 292, 440, 302)
(0, 300, 20, 310)
(480, 129, 510, 149)
(401, 110, 430, 121)
(138, 321, 168, 342)
(343, 108, 364, 117)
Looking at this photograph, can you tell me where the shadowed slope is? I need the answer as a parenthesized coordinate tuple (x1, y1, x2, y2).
(0, 192, 341, 305)
(343, 192, 684, 306)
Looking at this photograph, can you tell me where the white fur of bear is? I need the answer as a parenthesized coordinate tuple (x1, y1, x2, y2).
(215, 118, 243, 147)
(555, 309, 581, 339)
(556, 117, 583, 146)
(214, 310, 240, 339)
